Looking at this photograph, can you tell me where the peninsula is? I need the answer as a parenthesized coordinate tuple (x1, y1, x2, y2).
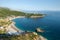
(0, 7, 45, 18)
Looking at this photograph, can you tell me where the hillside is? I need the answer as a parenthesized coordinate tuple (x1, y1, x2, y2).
(0, 7, 44, 18)
(0, 7, 25, 18)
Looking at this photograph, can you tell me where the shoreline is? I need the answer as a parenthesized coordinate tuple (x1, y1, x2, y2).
(6, 16, 47, 40)
(7, 16, 25, 20)
(30, 15, 45, 18)
(7, 21, 24, 35)
(6, 16, 25, 34)
(7, 15, 45, 20)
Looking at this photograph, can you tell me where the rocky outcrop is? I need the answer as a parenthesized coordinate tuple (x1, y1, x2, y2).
(35, 28, 44, 32)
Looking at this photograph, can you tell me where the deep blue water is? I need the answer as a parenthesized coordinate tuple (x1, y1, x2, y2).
(13, 11, 60, 40)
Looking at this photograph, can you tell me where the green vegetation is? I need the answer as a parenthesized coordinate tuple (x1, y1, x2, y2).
(0, 7, 44, 18)
(0, 19, 12, 34)
(0, 30, 6, 34)
(0, 32, 40, 40)
(0, 19, 12, 27)
(25, 13, 44, 18)
(0, 7, 25, 18)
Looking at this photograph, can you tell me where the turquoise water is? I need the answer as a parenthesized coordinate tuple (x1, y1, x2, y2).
(13, 11, 60, 40)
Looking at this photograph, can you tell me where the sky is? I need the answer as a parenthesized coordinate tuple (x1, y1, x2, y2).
(0, 0, 60, 11)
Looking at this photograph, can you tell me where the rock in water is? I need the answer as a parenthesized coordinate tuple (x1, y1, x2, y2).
(35, 28, 44, 32)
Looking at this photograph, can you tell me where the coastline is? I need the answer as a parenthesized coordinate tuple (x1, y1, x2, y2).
(8, 23, 24, 35)
(40, 35, 47, 40)
(8, 16, 25, 20)
(6, 16, 47, 40)
(30, 15, 45, 18)
(6, 16, 25, 35)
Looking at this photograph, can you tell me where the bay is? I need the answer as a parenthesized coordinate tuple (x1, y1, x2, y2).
(13, 11, 60, 40)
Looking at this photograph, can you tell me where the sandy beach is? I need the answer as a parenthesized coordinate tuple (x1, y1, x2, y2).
(8, 16, 25, 20)
(6, 22, 24, 35)
(6, 16, 25, 34)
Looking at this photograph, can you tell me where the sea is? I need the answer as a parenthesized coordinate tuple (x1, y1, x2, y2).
(13, 11, 60, 40)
